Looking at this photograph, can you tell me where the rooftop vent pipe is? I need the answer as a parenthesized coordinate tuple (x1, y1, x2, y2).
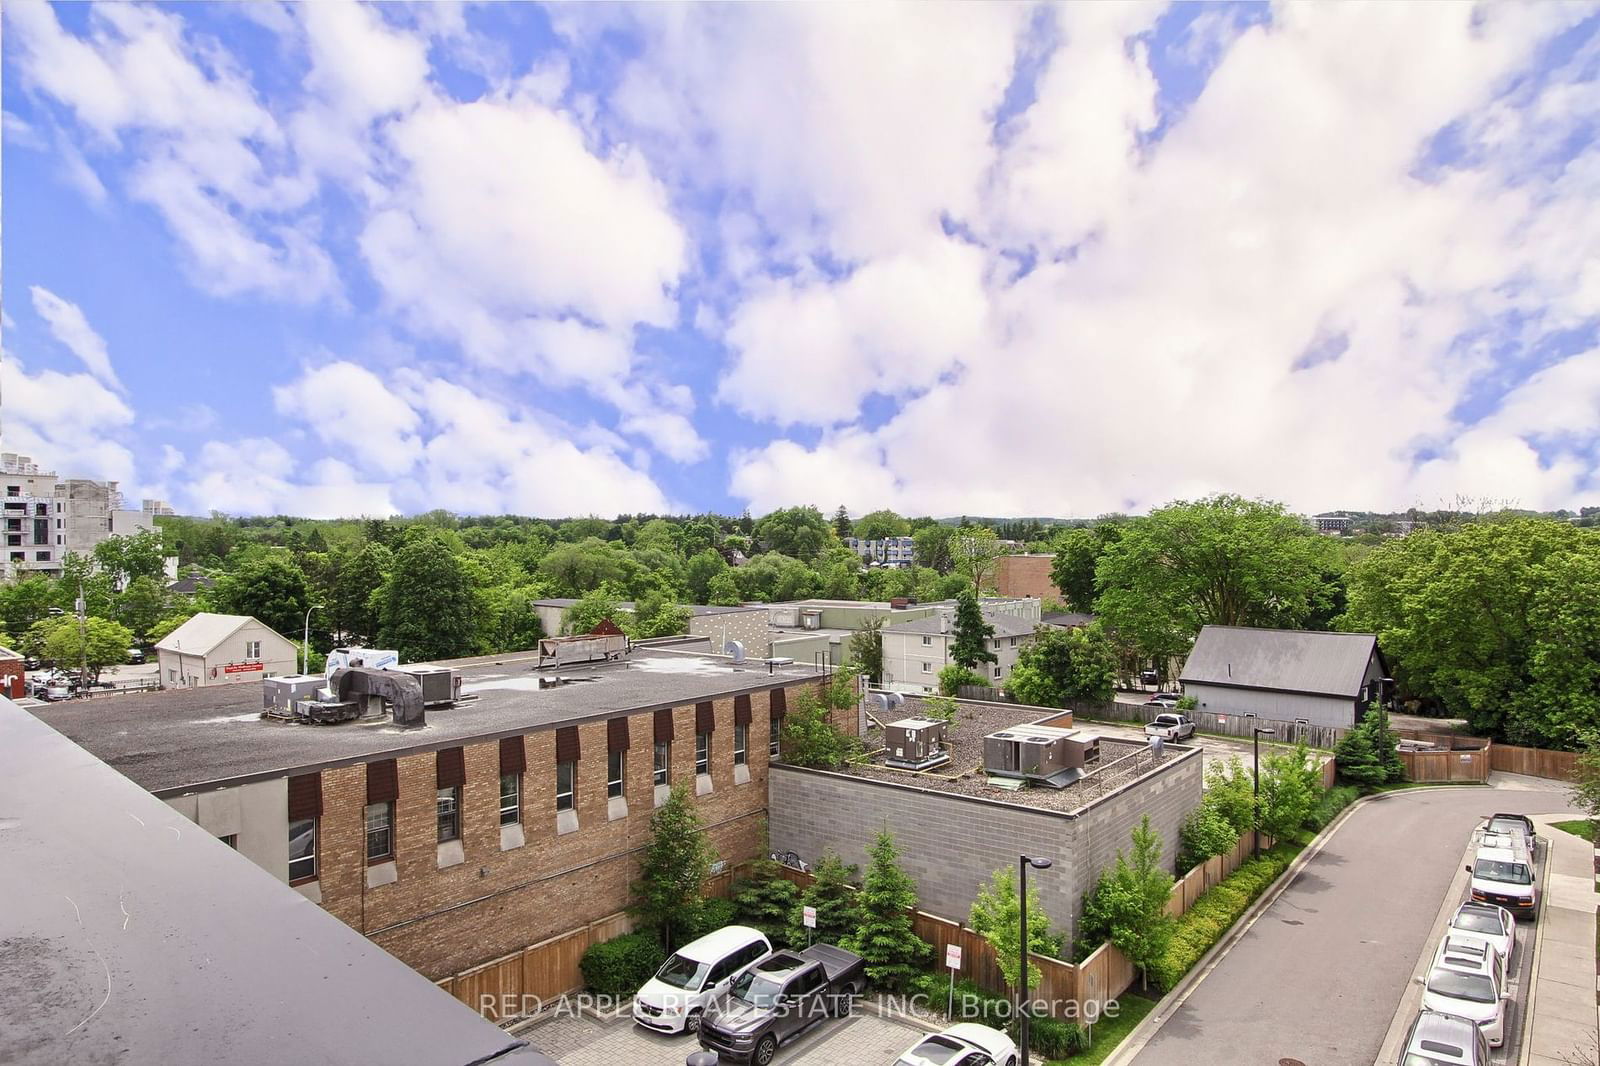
(329, 666, 426, 728)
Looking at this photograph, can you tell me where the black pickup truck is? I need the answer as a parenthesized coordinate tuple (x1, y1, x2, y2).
(697, 944, 866, 1065)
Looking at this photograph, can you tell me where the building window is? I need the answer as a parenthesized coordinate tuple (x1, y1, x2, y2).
(244, 640, 262, 660)
(220, 834, 238, 849)
(4, 486, 15, 497)
(555, 760, 575, 811)
(607, 751, 625, 799)
(168, 668, 177, 683)
(734, 724, 748, 766)
(436, 786, 461, 843)
(695, 731, 710, 775)
(34, 551, 49, 562)
(288, 818, 317, 882)
(499, 773, 521, 826)
(922, 662, 932, 674)
(770, 716, 781, 758)
(993, 665, 1002, 679)
(1011, 637, 1018, 647)
(653, 741, 670, 786)
(365, 802, 394, 861)
(55, 518, 63, 529)
(921, 635, 932, 646)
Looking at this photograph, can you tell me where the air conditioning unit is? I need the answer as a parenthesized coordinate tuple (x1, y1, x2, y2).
(883, 717, 949, 771)
(263, 674, 327, 716)
(983, 724, 1096, 789)
(399, 665, 458, 705)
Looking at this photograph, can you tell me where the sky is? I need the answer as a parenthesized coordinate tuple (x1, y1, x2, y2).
(3, 1, 1598, 521)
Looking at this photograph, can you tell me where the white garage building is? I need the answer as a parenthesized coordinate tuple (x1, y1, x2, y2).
(156, 613, 299, 689)
(1179, 625, 1388, 729)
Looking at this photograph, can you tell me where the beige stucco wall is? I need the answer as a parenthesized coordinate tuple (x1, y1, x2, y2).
(165, 777, 290, 880)
(689, 609, 772, 658)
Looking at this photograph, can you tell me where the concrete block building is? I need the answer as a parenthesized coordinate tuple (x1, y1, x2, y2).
(1179, 625, 1388, 728)
(1, 454, 156, 580)
(31, 646, 848, 981)
(155, 613, 300, 688)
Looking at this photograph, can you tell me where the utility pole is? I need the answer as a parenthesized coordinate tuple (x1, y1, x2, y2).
(76, 578, 89, 698)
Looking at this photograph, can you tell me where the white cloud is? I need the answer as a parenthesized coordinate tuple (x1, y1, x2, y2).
(271, 360, 423, 477)
(180, 439, 399, 518)
(28, 286, 121, 390)
(0, 353, 136, 485)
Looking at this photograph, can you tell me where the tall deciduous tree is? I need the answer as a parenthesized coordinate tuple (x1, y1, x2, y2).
(92, 529, 168, 587)
(378, 529, 478, 660)
(845, 829, 932, 990)
(853, 510, 911, 541)
(331, 540, 392, 643)
(114, 575, 169, 644)
(949, 591, 997, 670)
(970, 867, 1061, 994)
(951, 527, 1004, 595)
(1048, 519, 1126, 612)
(1077, 817, 1175, 988)
(912, 524, 954, 574)
(685, 549, 729, 604)
(45, 616, 133, 682)
(632, 783, 717, 952)
(846, 618, 885, 684)
(212, 550, 310, 639)
(1345, 518, 1600, 747)
(754, 506, 833, 563)
(1004, 624, 1119, 706)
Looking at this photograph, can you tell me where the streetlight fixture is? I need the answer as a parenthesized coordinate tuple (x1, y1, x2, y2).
(302, 605, 324, 676)
(1252, 726, 1276, 859)
(1018, 854, 1053, 1066)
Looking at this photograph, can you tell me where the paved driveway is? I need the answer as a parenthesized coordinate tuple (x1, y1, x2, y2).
(517, 1005, 929, 1065)
(1128, 782, 1575, 1066)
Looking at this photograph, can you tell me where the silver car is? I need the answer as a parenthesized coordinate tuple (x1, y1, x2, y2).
(1400, 1008, 1490, 1066)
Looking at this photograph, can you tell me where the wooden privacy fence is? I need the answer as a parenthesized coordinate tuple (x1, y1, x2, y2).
(436, 910, 634, 1021)
(1491, 743, 1579, 782)
(1067, 698, 1353, 750)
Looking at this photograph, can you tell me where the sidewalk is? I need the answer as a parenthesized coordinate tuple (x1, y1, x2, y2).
(1523, 815, 1598, 1066)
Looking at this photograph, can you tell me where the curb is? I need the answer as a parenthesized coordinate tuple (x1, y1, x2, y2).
(1517, 832, 1553, 1066)
(1100, 784, 1487, 1066)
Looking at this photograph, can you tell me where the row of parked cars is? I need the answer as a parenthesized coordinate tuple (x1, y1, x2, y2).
(632, 924, 1020, 1065)
(1400, 813, 1539, 1065)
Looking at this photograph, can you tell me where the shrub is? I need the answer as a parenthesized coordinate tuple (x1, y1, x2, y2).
(937, 664, 985, 696)
(733, 864, 801, 946)
(1175, 695, 1198, 710)
(1306, 785, 1361, 831)
(580, 932, 666, 997)
(780, 689, 862, 769)
(1013, 1015, 1091, 1058)
(1149, 845, 1297, 990)
(789, 850, 862, 948)
(681, 897, 738, 942)
(1178, 804, 1238, 871)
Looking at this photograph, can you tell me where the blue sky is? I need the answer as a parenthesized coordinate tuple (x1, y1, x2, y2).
(4, 2, 1598, 519)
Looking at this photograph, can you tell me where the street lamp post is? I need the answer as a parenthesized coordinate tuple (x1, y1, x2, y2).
(302, 605, 324, 676)
(1018, 854, 1053, 1066)
(1252, 726, 1276, 859)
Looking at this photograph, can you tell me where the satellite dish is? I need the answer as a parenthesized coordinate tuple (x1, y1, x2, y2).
(726, 639, 745, 664)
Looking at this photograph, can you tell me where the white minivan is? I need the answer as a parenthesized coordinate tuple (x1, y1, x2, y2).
(633, 925, 772, 1034)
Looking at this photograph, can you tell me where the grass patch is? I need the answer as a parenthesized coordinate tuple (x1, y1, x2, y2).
(1551, 819, 1595, 842)
(1048, 993, 1158, 1065)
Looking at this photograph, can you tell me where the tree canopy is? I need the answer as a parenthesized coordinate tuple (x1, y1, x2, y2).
(1004, 624, 1118, 706)
(754, 506, 834, 563)
(949, 591, 996, 670)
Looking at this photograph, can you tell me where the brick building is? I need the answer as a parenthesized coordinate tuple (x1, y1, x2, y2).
(30, 646, 848, 980)
(994, 554, 1063, 601)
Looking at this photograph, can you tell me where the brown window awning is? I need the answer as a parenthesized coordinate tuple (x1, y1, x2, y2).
(287, 772, 322, 820)
(654, 709, 674, 743)
(733, 694, 752, 726)
(366, 759, 398, 804)
(770, 687, 787, 719)
(608, 717, 631, 753)
(555, 725, 581, 763)
(500, 736, 526, 775)
(695, 701, 715, 734)
(437, 747, 465, 789)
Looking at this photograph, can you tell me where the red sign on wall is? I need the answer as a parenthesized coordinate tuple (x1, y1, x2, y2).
(224, 662, 265, 674)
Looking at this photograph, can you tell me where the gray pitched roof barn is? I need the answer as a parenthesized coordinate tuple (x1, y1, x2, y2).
(1180, 626, 1382, 697)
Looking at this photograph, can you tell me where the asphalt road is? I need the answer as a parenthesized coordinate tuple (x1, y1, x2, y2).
(1128, 784, 1575, 1066)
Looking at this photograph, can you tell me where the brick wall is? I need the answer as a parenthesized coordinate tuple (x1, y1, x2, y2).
(994, 555, 1061, 601)
(296, 679, 831, 978)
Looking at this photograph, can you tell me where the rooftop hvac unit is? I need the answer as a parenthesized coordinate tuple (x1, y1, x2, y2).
(769, 606, 800, 628)
(869, 691, 905, 717)
(325, 647, 398, 678)
(537, 633, 627, 668)
(800, 610, 822, 630)
(399, 665, 458, 706)
(295, 699, 362, 725)
(263, 674, 327, 716)
(883, 717, 949, 771)
(983, 724, 1096, 789)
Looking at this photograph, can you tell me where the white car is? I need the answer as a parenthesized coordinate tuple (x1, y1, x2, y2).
(1399, 1008, 1490, 1066)
(1417, 954, 1508, 1048)
(895, 1023, 1018, 1066)
(1448, 902, 1515, 966)
(633, 925, 771, 1034)
(1433, 934, 1507, 992)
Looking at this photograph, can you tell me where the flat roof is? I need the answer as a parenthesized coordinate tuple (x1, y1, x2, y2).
(531, 599, 762, 618)
(0, 699, 553, 1065)
(848, 699, 1197, 814)
(26, 647, 824, 795)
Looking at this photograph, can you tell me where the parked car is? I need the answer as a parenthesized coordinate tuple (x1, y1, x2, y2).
(1466, 846, 1539, 919)
(126, 647, 145, 665)
(1398, 1008, 1491, 1066)
(1482, 814, 1536, 851)
(1416, 951, 1508, 1047)
(1145, 713, 1196, 740)
(697, 944, 866, 1065)
(1144, 692, 1182, 708)
(1447, 902, 1515, 965)
(633, 925, 772, 1034)
(896, 1022, 1018, 1066)
(1433, 933, 1507, 991)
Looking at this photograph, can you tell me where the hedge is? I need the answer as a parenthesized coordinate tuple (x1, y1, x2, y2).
(579, 931, 667, 997)
(1149, 844, 1299, 991)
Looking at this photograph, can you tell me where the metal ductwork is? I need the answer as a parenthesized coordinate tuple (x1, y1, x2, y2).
(329, 666, 426, 728)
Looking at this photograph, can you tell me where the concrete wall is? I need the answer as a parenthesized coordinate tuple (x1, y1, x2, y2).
(165, 777, 288, 879)
(768, 747, 1204, 945)
(771, 631, 843, 668)
(1184, 682, 1358, 728)
(689, 609, 772, 658)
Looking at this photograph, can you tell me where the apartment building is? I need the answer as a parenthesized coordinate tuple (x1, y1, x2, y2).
(1, 454, 155, 580)
(880, 602, 1041, 692)
(29, 646, 849, 982)
(843, 535, 915, 567)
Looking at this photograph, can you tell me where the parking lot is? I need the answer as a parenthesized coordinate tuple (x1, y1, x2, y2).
(514, 1005, 932, 1065)
(1078, 714, 1323, 781)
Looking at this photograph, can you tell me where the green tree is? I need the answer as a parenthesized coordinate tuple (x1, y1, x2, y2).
(969, 867, 1061, 995)
(706, 570, 743, 606)
(937, 664, 983, 696)
(1333, 723, 1387, 788)
(733, 861, 802, 947)
(684, 549, 729, 604)
(92, 529, 168, 587)
(212, 550, 309, 638)
(627, 589, 691, 639)
(1048, 520, 1126, 612)
(832, 505, 853, 539)
(853, 510, 911, 540)
(949, 591, 996, 670)
(1178, 804, 1239, 871)
(563, 583, 628, 634)
(951, 527, 1004, 595)
(735, 552, 820, 602)
(538, 538, 627, 596)
(911, 524, 954, 574)
(45, 616, 133, 682)
(790, 850, 862, 947)
(1077, 817, 1175, 988)
(1258, 744, 1320, 842)
(331, 540, 392, 643)
(1344, 518, 1600, 747)
(819, 560, 861, 600)
(113, 575, 168, 644)
(377, 529, 478, 660)
(1003, 625, 1118, 706)
(779, 689, 860, 769)
(632, 783, 717, 952)
(0, 577, 56, 636)
(845, 829, 932, 990)
(475, 584, 546, 654)
(847, 618, 885, 684)
(147, 609, 197, 645)
(1570, 731, 1600, 830)
(754, 506, 833, 563)
(1095, 495, 1337, 665)
(1203, 757, 1256, 835)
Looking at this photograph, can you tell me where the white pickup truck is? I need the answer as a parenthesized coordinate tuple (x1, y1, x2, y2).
(1144, 713, 1196, 741)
